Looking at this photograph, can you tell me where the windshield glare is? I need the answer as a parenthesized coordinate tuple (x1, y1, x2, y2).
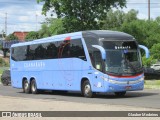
(102, 41, 142, 75)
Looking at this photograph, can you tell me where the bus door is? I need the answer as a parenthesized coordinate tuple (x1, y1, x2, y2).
(90, 51, 104, 92)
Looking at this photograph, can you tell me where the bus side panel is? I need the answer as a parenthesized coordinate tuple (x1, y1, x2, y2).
(64, 58, 84, 91)
(11, 71, 23, 88)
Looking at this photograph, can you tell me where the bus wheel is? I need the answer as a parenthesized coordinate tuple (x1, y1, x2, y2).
(31, 79, 38, 94)
(82, 80, 93, 98)
(114, 92, 126, 97)
(23, 80, 30, 94)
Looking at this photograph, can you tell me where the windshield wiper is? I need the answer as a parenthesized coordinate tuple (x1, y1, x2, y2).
(107, 71, 122, 76)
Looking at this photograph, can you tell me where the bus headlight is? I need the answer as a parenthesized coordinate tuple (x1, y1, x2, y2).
(108, 79, 127, 84)
(101, 76, 144, 85)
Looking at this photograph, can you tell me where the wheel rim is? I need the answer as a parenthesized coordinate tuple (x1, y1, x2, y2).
(84, 84, 91, 96)
(32, 82, 36, 92)
(24, 81, 28, 90)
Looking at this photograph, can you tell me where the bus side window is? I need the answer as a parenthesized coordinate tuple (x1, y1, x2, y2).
(70, 39, 86, 61)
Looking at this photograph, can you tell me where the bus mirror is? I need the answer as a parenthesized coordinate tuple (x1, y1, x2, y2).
(139, 45, 150, 58)
(92, 45, 106, 60)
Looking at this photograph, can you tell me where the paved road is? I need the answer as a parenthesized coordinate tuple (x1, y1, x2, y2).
(0, 84, 160, 109)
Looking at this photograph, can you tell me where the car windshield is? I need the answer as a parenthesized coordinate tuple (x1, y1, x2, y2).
(102, 40, 142, 76)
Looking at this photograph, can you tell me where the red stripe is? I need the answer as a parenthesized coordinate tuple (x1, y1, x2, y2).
(108, 73, 143, 78)
(64, 37, 71, 41)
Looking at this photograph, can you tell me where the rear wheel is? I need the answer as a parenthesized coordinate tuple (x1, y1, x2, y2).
(31, 79, 38, 94)
(23, 80, 30, 93)
(114, 91, 126, 97)
(2, 78, 9, 86)
(82, 80, 94, 98)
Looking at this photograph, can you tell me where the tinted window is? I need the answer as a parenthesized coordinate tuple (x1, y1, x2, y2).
(70, 39, 86, 60)
(46, 42, 58, 59)
(58, 39, 86, 60)
(11, 46, 27, 61)
(58, 40, 71, 58)
(84, 37, 99, 51)
(34, 44, 46, 59)
(11, 39, 86, 61)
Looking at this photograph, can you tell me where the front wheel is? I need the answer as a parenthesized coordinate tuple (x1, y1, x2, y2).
(114, 91, 126, 97)
(82, 80, 94, 98)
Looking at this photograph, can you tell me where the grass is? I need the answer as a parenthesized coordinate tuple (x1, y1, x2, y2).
(144, 80, 160, 89)
(0, 69, 3, 74)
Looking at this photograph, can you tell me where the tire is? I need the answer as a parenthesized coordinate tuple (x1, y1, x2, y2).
(114, 91, 126, 97)
(23, 80, 31, 94)
(82, 80, 93, 98)
(31, 79, 38, 94)
(2, 78, 8, 86)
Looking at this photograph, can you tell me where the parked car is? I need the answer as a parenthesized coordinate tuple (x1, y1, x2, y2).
(150, 64, 160, 71)
(144, 67, 160, 80)
(1, 70, 11, 86)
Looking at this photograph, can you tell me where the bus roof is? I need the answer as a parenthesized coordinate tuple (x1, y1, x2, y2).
(11, 31, 82, 47)
(82, 30, 134, 40)
(11, 30, 134, 47)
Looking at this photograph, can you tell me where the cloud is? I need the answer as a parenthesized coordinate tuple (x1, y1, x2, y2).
(18, 16, 29, 22)
(0, 0, 46, 35)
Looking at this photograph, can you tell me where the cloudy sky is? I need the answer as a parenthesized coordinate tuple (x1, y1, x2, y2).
(0, 0, 160, 35)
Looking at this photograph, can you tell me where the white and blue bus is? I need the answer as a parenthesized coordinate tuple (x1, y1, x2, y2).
(10, 30, 149, 97)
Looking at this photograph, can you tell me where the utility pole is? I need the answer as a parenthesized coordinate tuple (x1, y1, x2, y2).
(148, 0, 150, 20)
(36, 14, 37, 31)
(5, 12, 7, 35)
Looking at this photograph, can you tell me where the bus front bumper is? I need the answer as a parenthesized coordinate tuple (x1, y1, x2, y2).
(104, 80, 144, 92)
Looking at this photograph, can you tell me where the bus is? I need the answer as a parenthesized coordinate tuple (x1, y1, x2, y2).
(10, 30, 149, 97)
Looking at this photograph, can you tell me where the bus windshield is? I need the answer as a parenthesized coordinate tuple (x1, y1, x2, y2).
(102, 40, 142, 76)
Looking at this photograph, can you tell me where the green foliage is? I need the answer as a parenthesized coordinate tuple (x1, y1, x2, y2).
(0, 58, 9, 67)
(25, 18, 64, 40)
(47, 18, 65, 35)
(142, 56, 156, 67)
(120, 20, 160, 48)
(150, 43, 160, 60)
(102, 9, 138, 30)
(38, 0, 126, 32)
(25, 31, 39, 41)
(38, 23, 50, 38)
(5, 34, 18, 41)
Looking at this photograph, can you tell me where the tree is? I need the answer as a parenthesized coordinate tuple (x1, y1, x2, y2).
(120, 20, 160, 48)
(102, 9, 138, 30)
(48, 18, 65, 35)
(25, 31, 39, 41)
(37, 0, 126, 32)
(42, 18, 65, 35)
(5, 33, 18, 41)
(38, 23, 50, 38)
(150, 43, 160, 60)
(142, 56, 156, 67)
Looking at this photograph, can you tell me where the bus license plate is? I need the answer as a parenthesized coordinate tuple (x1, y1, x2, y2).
(125, 86, 132, 90)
